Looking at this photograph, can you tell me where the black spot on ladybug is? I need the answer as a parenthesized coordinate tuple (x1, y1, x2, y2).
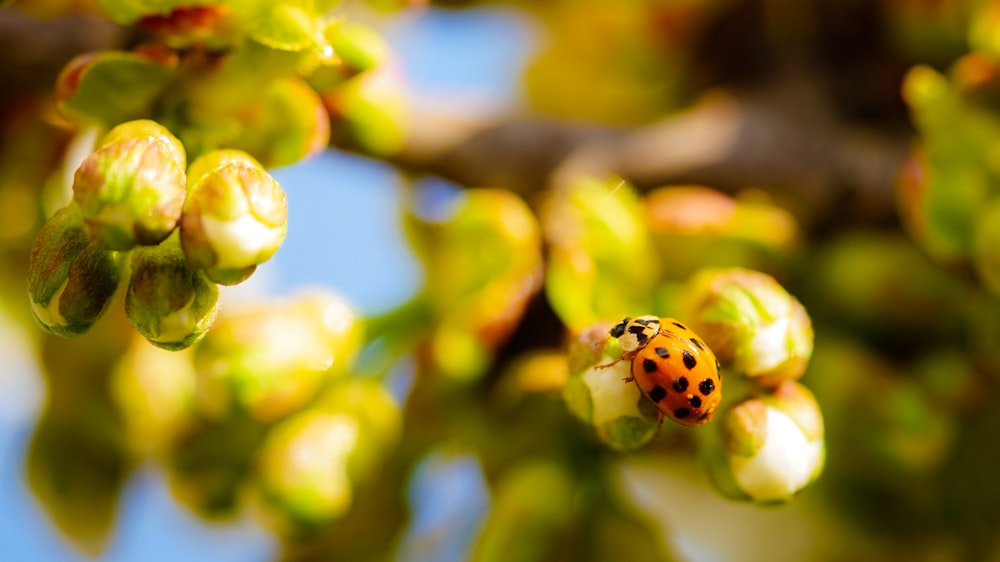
(628, 325, 646, 335)
(648, 385, 667, 403)
(610, 321, 627, 338)
(691, 338, 706, 351)
(636, 333, 648, 344)
(689, 395, 702, 408)
(674, 407, 691, 419)
(654, 347, 670, 358)
(635, 317, 653, 325)
(672, 321, 687, 330)
(699, 379, 716, 395)
(643, 359, 657, 373)
(672, 377, 688, 392)
(682, 350, 697, 370)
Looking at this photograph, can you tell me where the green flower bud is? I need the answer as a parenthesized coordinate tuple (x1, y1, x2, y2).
(28, 205, 126, 337)
(412, 188, 542, 381)
(645, 186, 799, 278)
(563, 323, 659, 451)
(193, 291, 363, 422)
(706, 380, 825, 504)
(72, 119, 187, 250)
(125, 233, 220, 350)
(111, 336, 197, 455)
(325, 60, 408, 155)
(254, 380, 401, 534)
(543, 177, 658, 331)
(180, 150, 287, 285)
(186, 149, 259, 186)
(900, 62, 1000, 262)
(326, 21, 389, 74)
(679, 267, 813, 385)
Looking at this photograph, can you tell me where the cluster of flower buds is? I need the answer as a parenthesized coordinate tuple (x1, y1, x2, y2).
(27, 120, 288, 349)
(565, 264, 824, 503)
(900, 55, 1000, 295)
(192, 291, 363, 423)
(682, 268, 823, 502)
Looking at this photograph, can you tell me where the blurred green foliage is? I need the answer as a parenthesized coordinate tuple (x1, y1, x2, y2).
(4, 0, 1000, 561)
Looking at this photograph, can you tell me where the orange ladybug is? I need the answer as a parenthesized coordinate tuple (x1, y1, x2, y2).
(608, 315, 722, 426)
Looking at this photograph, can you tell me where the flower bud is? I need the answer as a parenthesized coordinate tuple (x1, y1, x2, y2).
(125, 233, 220, 350)
(705, 380, 825, 504)
(324, 60, 408, 156)
(679, 267, 813, 385)
(326, 21, 388, 74)
(254, 380, 401, 534)
(645, 186, 799, 278)
(562, 323, 659, 451)
(542, 177, 658, 331)
(193, 291, 363, 422)
(72, 120, 187, 250)
(180, 150, 287, 285)
(28, 205, 126, 337)
(413, 188, 542, 381)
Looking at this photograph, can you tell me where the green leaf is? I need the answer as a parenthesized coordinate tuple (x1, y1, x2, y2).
(57, 52, 175, 127)
(223, 77, 330, 168)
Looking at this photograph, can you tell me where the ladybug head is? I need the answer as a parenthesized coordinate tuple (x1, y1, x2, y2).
(609, 317, 630, 339)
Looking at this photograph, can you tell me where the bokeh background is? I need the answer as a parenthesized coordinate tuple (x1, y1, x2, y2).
(3, 1, 1000, 561)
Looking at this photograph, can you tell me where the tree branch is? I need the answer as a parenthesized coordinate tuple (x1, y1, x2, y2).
(389, 72, 911, 230)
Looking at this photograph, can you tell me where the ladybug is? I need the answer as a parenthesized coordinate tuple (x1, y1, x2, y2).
(607, 315, 722, 427)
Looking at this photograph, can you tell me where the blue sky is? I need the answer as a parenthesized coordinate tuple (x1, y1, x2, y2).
(0, 5, 536, 561)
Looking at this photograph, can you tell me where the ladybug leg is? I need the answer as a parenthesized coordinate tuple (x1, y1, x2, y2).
(656, 410, 665, 425)
(594, 357, 623, 370)
(596, 351, 634, 370)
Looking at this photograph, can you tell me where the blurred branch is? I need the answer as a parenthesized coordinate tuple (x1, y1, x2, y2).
(389, 72, 911, 230)
(0, 7, 124, 104)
